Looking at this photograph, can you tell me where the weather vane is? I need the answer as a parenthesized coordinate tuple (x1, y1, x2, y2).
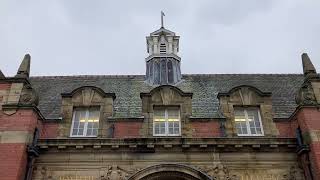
(161, 11, 165, 28)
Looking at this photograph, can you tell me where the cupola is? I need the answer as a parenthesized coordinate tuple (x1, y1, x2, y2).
(145, 12, 182, 86)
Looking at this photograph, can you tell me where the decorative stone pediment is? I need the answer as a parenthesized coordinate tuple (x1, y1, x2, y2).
(141, 85, 192, 106)
(218, 85, 271, 105)
(62, 86, 115, 106)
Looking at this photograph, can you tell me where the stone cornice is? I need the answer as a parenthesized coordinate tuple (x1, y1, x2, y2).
(0, 77, 31, 85)
(38, 137, 297, 152)
(145, 54, 181, 62)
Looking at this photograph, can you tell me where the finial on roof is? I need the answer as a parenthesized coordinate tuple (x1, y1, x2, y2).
(161, 11, 165, 28)
(15, 54, 31, 78)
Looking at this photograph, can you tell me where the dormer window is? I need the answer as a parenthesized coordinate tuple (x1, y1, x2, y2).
(160, 43, 166, 54)
(70, 107, 100, 137)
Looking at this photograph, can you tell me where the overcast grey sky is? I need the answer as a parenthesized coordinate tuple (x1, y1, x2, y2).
(0, 0, 319, 76)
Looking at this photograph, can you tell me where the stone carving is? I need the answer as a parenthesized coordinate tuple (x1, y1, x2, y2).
(39, 166, 53, 180)
(160, 87, 175, 105)
(296, 81, 317, 105)
(200, 164, 239, 180)
(101, 165, 128, 180)
(19, 84, 39, 106)
(82, 88, 95, 106)
(281, 166, 304, 180)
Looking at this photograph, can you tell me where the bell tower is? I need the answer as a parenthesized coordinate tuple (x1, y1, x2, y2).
(145, 12, 182, 85)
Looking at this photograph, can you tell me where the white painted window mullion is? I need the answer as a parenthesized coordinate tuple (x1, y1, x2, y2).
(244, 109, 251, 135)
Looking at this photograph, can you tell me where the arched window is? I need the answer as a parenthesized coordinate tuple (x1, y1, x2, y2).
(160, 59, 167, 84)
(154, 61, 160, 84)
(160, 43, 166, 54)
(167, 60, 174, 84)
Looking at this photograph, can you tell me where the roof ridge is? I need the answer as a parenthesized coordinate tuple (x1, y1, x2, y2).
(29, 73, 304, 79)
(29, 75, 146, 79)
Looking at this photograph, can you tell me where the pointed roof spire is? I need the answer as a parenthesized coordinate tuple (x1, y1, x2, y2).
(302, 53, 317, 77)
(15, 54, 31, 78)
(0, 69, 5, 79)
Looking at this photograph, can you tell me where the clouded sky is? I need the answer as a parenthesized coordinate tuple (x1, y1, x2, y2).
(0, 0, 319, 76)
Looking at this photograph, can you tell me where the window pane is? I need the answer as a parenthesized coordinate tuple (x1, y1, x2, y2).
(167, 60, 174, 84)
(168, 109, 179, 121)
(160, 59, 167, 84)
(92, 129, 98, 136)
(78, 128, 84, 135)
(72, 129, 78, 135)
(234, 109, 248, 135)
(154, 61, 160, 84)
(87, 128, 93, 136)
(154, 122, 160, 134)
(160, 122, 166, 134)
(154, 109, 165, 121)
(247, 109, 263, 135)
(72, 109, 86, 136)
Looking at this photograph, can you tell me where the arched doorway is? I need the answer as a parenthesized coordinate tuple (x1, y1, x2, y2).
(127, 164, 212, 180)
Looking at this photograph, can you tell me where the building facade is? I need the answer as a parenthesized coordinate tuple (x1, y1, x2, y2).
(0, 24, 320, 180)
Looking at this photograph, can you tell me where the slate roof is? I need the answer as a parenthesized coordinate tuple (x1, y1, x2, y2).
(29, 74, 304, 120)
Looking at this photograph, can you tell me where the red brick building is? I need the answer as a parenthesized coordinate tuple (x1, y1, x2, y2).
(0, 25, 319, 180)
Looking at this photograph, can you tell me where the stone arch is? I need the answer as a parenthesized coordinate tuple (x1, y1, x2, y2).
(127, 164, 212, 180)
(62, 86, 115, 99)
(227, 85, 271, 97)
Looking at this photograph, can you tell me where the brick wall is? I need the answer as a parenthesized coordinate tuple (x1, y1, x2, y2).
(190, 121, 221, 137)
(0, 109, 40, 180)
(39, 122, 59, 138)
(295, 107, 320, 179)
(114, 122, 143, 138)
(0, 144, 27, 180)
(0, 83, 11, 90)
(275, 121, 296, 138)
(0, 110, 39, 132)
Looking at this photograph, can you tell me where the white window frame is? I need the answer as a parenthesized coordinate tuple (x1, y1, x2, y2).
(234, 108, 264, 137)
(153, 108, 181, 137)
(70, 108, 100, 137)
